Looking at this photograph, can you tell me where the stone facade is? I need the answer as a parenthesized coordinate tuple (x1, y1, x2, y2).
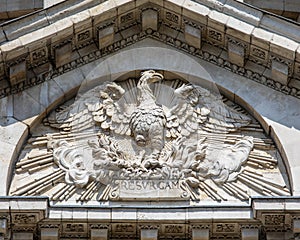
(0, 0, 300, 239)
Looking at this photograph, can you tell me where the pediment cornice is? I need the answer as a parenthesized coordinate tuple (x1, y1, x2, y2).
(0, 0, 300, 99)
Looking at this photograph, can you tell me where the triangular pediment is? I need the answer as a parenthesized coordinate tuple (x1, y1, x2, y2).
(0, 0, 298, 204)
(2, 2, 300, 239)
(0, 0, 300, 99)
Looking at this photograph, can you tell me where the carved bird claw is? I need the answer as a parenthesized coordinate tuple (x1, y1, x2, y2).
(142, 152, 165, 170)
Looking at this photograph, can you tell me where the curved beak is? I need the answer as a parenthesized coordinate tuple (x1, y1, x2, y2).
(149, 72, 163, 83)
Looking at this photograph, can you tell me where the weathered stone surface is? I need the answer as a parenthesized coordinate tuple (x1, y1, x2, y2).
(98, 26, 114, 49)
(55, 43, 72, 67)
(91, 229, 108, 240)
(184, 24, 201, 49)
(192, 228, 209, 240)
(0, 219, 7, 235)
(182, 0, 210, 25)
(241, 228, 259, 240)
(13, 90, 45, 122)
(142, 9, 158, 31)
(270, 35, 298, 60)
(0, 95, 13, 117)
(40, 228, 59, 240)
(223, 0, 263, 26)
(140, 229, 158, 240)
(12, 233, 33, 240)
(271, 60, 289, 85)
(90, 0, 117, 26)
(116, 0, 135, 16)
(0, 140, 16, 195)
(251, 28, 272, 50)
(294, 219, 300, 233)
(9, 61, 26, 86)
(266, 232, 294, 240)
(226, 17, 254, 42)
(2, 10, 48, 41)
(260, 14, 300, 43)
(228, 41, 245, 66)
(208, 10, 229, 32)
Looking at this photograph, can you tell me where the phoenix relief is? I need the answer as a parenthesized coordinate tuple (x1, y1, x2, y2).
(10, 70, 291, 202)
(48, 70, 256, 192)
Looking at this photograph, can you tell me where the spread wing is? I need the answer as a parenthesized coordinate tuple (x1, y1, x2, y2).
(166, 84, 251, 139)
(46, 82, 133, 136)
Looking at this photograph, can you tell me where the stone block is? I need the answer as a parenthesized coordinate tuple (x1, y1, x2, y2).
(7, 0, 34, 11)
(226, 17, 254, 42)
(116, 0, 135, 15)
(1, 39, 26, 62)
(271, 60, 289, 85)
(163, 9, 181, 27)
(228, 41, 245, 67)
(0, 95, 13, 117)
(0, 27, 6, 44)
(185, 24, 201, 49)
(182, 1, 210, 25)
(270, 35, 298, 60)
(293, 62, 300, 80)
(208, 10, 229, 32)
(250, 45, 268, 64)
(9, 61, 26, 86)
(0, 219, 7, 235)
(293, 219, 300, 233)
(251, 28, 273, 50)
(192, 228, 209, 240)
(136, 0, 163, 7)
(13, 232, 34, 240)
(90, 1, 117, 26)
(3, 10, 48, 41)
(260, 14, 300, 43)
(266, 232, 294, 240)
(241, 228, 259, 240)
(91, 229, 108, 240)
(55, 43, 72, 67)
(285, 0, 300, 11)
(34, 0, 43, 8)
(71, 11, 92, 33)
(142, 9, 158, 31)
(40, 228, 59, 240)
(223, 0, 262, 26)
(164, 0, 184, 14)
(244, 0, 284, 10)
(52, 19, 73, 43)
(98, 26, 114, 49)
(140, 229, 158, 240)
(207, 27, 224, 45)
(118, 11, 136, 28)
(289, 78, 300, 89)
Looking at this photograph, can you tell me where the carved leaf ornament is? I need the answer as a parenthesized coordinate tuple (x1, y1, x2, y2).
(10, 70, 290, 203)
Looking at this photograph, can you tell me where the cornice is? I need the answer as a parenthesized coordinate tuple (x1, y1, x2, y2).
(0, 197, 300, 239)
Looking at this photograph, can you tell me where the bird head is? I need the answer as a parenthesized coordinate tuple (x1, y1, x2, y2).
(140, 70, 163, 84)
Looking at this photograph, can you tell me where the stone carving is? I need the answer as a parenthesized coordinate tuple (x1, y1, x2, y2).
(47, 70, 255, 200)
(2, 26, 300, 99)
(10, 71, 290, 202)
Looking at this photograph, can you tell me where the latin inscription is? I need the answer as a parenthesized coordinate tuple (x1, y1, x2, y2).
(117, 180, 188, 200)
(119, 180, 179, 191)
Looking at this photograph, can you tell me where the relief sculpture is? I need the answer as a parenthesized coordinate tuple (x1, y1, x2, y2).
(10, 70, 290, 202)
